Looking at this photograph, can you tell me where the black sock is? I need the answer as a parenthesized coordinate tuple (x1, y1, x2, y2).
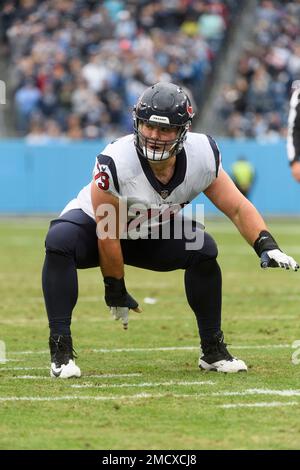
(42, 251, 78, 336)
(184, 258, 222, 342)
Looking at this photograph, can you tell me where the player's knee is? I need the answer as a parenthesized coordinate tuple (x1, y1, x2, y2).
(204, 234, 218, 259)
(45, 221, 77, 257)
(195, 232, 218, 261)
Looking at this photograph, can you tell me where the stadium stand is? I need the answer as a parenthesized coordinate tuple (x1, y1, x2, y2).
(216, 0, 300, 139)
(0, 0, 240, 140)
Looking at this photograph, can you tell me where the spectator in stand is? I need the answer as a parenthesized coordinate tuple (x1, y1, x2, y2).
(66, 114, 83, 140)
(25, 117, 49, 145)
(15, 79, 42, 132)
(1, 0, 240, 139)
(217, 1, 300, 139)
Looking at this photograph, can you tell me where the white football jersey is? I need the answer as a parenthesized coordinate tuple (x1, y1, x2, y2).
(61, 132, 221, 232)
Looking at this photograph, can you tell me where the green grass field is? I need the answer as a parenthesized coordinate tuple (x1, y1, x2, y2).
(0, 216, 300, 450)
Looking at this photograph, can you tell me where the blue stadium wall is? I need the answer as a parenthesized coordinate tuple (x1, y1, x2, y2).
(0, 138, 299, 215)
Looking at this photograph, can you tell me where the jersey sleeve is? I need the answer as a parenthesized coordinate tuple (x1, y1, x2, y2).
(92, 154, 120, 197)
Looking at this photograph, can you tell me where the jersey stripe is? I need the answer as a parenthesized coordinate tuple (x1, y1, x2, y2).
(207, 135, 220, 177)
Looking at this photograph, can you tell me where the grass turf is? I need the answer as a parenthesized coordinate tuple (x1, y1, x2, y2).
(0, 217, 300, 450)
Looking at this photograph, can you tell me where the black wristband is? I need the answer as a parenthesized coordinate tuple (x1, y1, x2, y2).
(253, 230, 280, 257)
(104, 277, 126, 293)
(104, 277, 127, 306)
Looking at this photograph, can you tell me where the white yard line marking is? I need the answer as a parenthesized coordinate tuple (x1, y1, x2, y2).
(0, 367, 48, 371)
(0, 359, 25, 363)
(220, 401, 298, 409)
(6, 343, 292, 357)
(211, 389, 300, 397)
(0, 394, 299, 405)
(68, 385, 300, 398)
(7, 350, 49, 355)
(71, 380, 215, 389)
(231, 345, 290, 350)
(9, 373, 142, 380)
(0, 394, 179, 402)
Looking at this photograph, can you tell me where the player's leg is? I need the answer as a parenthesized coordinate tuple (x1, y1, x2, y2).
(42, 209, 98, 378)
(183, 238, 247, 373)
(121, 224, 247, 373)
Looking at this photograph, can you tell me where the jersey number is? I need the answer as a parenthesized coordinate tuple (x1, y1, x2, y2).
(95, 171, 109, 191)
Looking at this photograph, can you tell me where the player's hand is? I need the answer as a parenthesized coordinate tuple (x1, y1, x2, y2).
(260, 249, 299, 271)
(104, 277, 142, 329)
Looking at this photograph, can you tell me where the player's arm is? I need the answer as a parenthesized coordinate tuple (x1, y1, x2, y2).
(91, 180, 124, 278)
(204, 169, 299, 270)
(91, 181, 141, 329)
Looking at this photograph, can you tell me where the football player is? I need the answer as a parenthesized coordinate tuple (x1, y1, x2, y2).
(42, 82, 299, 378)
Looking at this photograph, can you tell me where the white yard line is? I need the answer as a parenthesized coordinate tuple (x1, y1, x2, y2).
(0, 367, 48, 371)
(0, 393, 181, 402)
(71, 380, 215, 389)
(0, 394, 299, 406)
(69, 385, 300, 398)
(212, 389, 300, 397)
(219, 401, 298, 409)
(6, 350, 49, 355)
(0, 359, 25, 363)
(231, 345, 290, 350)
(9, 373, 142, 380)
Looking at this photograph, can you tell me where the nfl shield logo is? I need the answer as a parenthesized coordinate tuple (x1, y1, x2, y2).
(160, 190, 169, 199)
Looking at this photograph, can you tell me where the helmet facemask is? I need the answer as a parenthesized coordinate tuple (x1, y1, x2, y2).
(134, 117, 190, 162)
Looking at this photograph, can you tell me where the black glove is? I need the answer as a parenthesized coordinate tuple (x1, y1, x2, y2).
(104, 277, 140, 329)
(254, 231, 299, 270)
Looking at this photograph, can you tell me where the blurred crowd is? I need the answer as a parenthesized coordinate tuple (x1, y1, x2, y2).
(217, 0, 300, 140)
(0, 0, 239, 141)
